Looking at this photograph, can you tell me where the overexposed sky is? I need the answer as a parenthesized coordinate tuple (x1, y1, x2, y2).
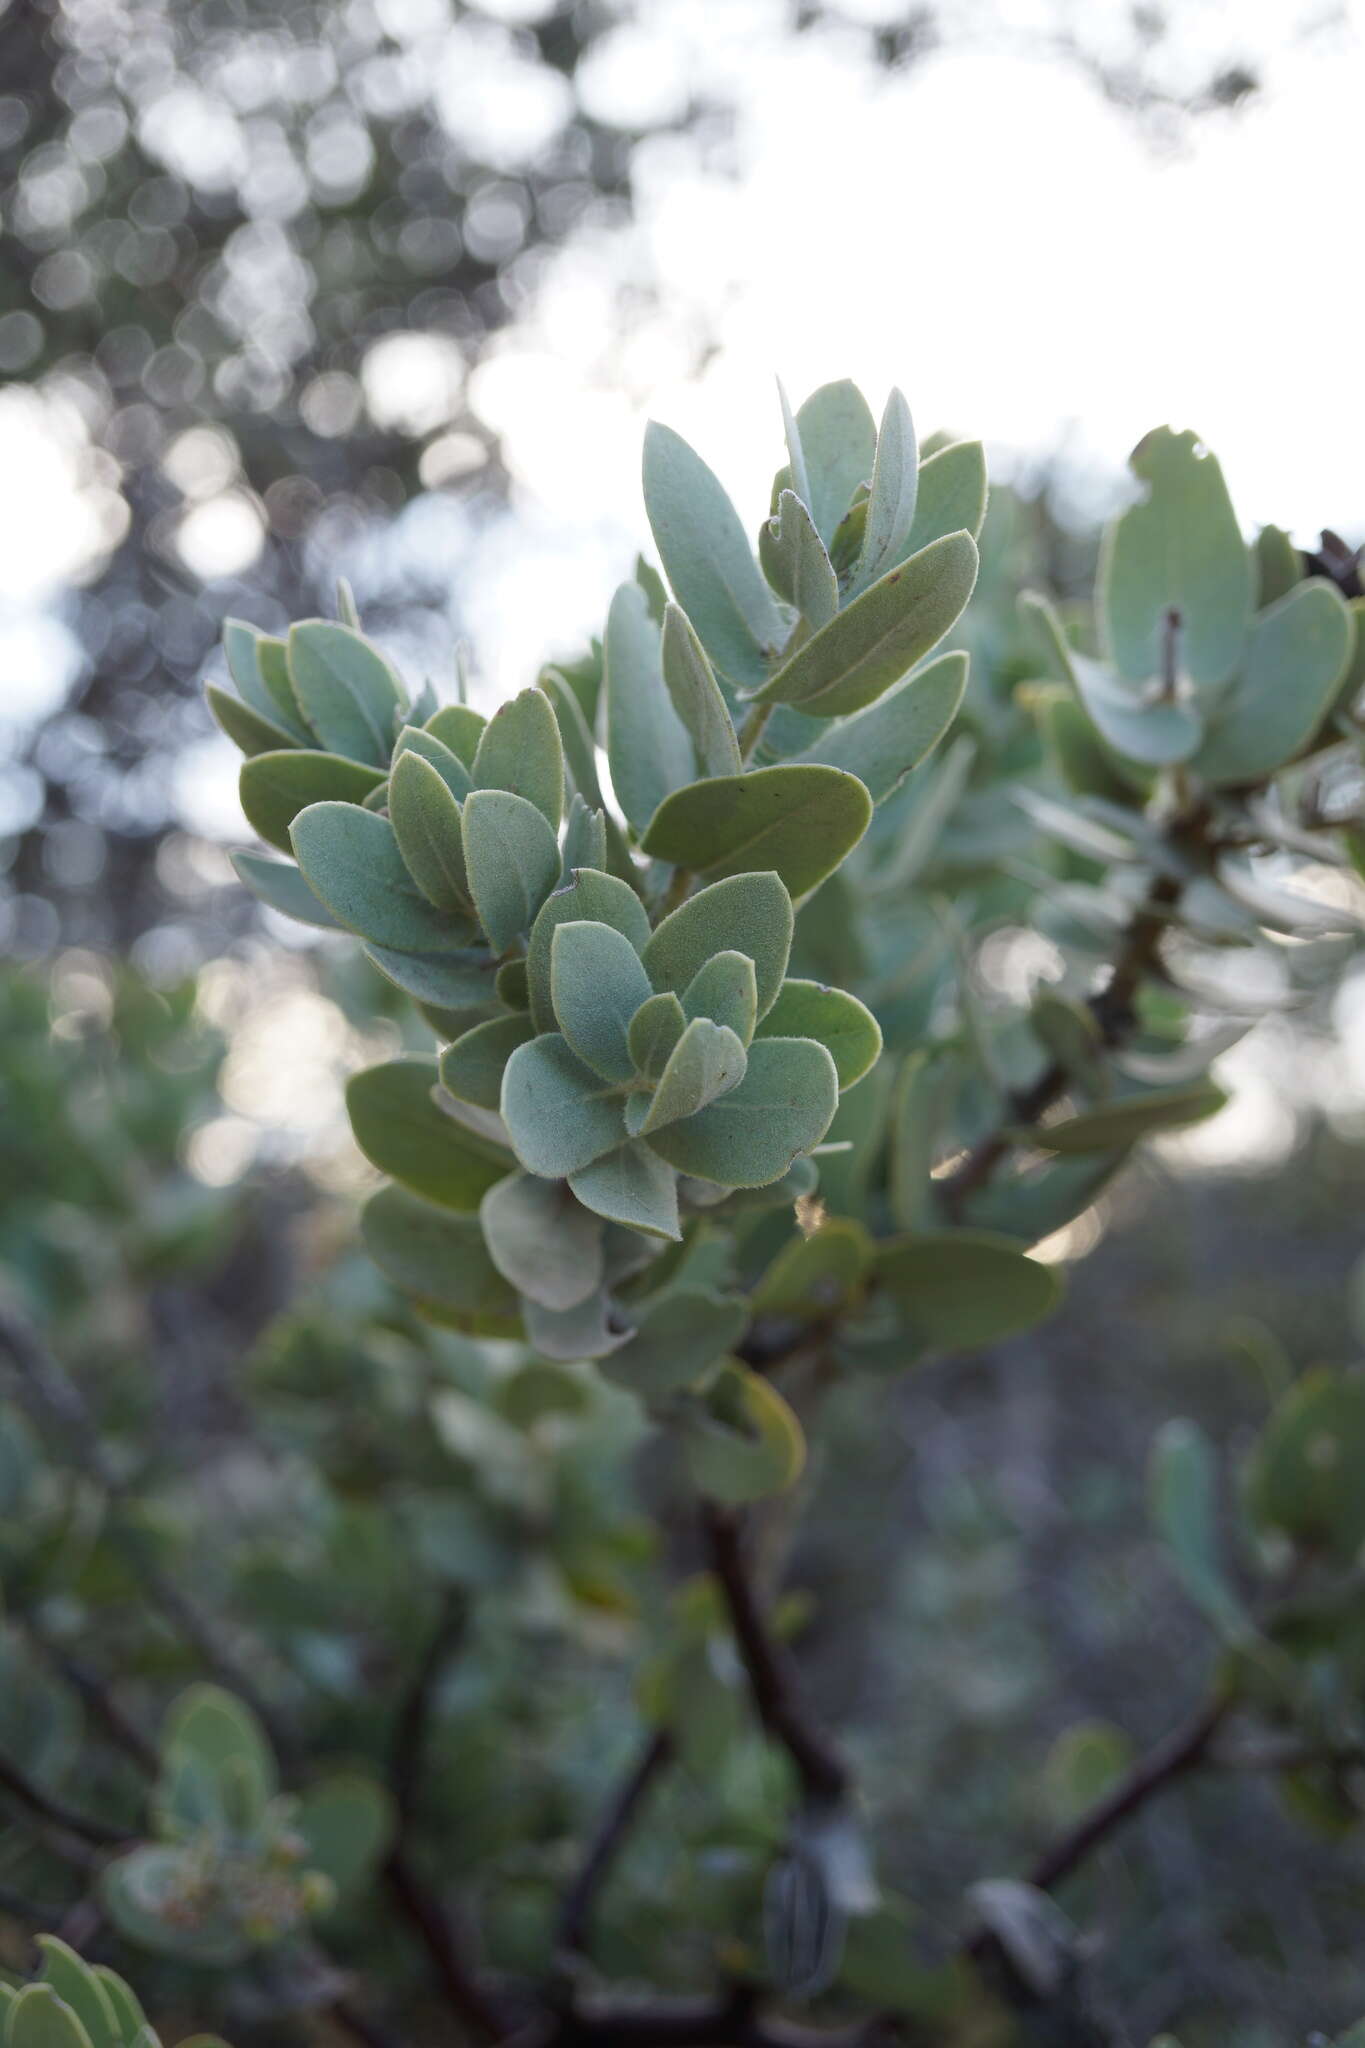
(2, 0, 1363, 747)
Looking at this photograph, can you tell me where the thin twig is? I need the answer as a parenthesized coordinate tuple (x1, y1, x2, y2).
(937, 864, 1186, 1217)
(0, 1751, 127, 1857)
(701, 1504, 849, 1807)
(20, 1626, 158, 1777)
(382, 1597, 512, 2042)
(1022, 1691, 1231, 1896)
(555, 1728, 674, 1958)
(0, 1298, 289, 1757)
(384, 1849, 515, 2043)
(390, 1593, 468, 1826)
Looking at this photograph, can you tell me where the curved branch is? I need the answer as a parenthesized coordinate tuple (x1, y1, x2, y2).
(937, 864, 1186, 1217)
(555, 1728, 674, 1959)
(701, 1504, 849, 1807)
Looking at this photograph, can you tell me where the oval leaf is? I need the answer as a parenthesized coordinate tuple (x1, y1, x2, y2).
(749, 531, 978, 717)
(641, 764, 872, 901)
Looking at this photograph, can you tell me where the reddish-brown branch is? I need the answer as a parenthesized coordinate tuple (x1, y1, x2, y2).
(701, 1504, 849, 1808)
(555, 1728, 675, 1959)
(937, 866, 1185, 1217)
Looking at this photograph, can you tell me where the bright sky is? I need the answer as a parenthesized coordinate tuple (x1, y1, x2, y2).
(2, 1, 1363, 734)
(463, 8, 1365, 693)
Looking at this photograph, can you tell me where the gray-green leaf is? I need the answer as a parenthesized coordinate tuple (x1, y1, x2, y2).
(661, 602, 743, 776)
(389, 750, 470, 909)
(749, 532, 978, 716)
(604, 582, 696, 834)
(643, 421, 786, 689)
(501, 1033, 627, 1178)
(792, 649, 966, 802)
(644, 1036, 837, 1187)
(551, 917, 655, 1081)
(462, 788, 563, 952)
(288, 620, 404, 765)
(568, 1142, 681, 1240)
(291, 803, 472, 953)
(472, 686, 564, 829)
(643, 871, 793, 1021)
(640, 764, 871, 901)
(480, 1171, 604, 1311)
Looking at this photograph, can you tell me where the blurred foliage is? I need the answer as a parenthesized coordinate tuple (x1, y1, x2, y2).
(0, 0, 1327, 955)
(3, 372, 1365, 2045)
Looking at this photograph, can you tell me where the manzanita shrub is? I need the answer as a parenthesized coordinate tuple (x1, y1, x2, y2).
(4, 380, 1365, 2044)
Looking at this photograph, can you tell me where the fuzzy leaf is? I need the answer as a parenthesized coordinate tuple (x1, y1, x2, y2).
(394, 722, 474, 800)
(362, 1185, 519, 1327)
(225, 617, 293, 729)
(439, 1015, 535, 1111)
(1099, 427, 1253, 696)
(643, 871, 793, 1021)
(501, 1033, 627, 1178)
(425, 703, 486, 766)
(643, 421, 786, 688)
(388, 750, 470, 909)
(568, 1142, 681, 1240)
(231, 852, 342, 930)
(642, 765, 871, 900)
(873, 1231, 1061, 1351)
(461, 788, 562, 953)
(539, 668, 605, 809)
(682, 951, 758, 1044)
(600, 1287, 746, 1396)
(898, 440, 988, 560)
(749, 532, 978, 716)
(551, 918, 655, 1082)
(795, 380, 878, 549)
(1193, 580, 1352, 786)
(640, 1017, 747, 1133)
(562, 791, 607, 873)
(793, 649, 966, 803)
(645, 1036, 837, 1187)
(365, 944, 498, 1009)
(848, 387, 918, 595)
(661, 602, 743, 776)
(755, 979, 882, 1089)
(291, 803, 472, 953)
(521, 1288, 629, 1362)
(760, 490, 839, 628)
(480, 1172, 604, 1310)
(471, 686, 564, 829)
(527, 868, 651, 1032)
(347, 1056, 508, 1208)
(288, 620, 403, 764)
(627, 991, 688, 1078)
(604, 582, 696, 834)
(206, 683, 298, 758)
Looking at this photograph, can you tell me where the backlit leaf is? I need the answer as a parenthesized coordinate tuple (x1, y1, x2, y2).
(749, 532, 978, 717)
(461, 788, 562, 953)
(643, 871, 793, 1021)
(642, 765, 871, 901)
(643, 421, 786, 688)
